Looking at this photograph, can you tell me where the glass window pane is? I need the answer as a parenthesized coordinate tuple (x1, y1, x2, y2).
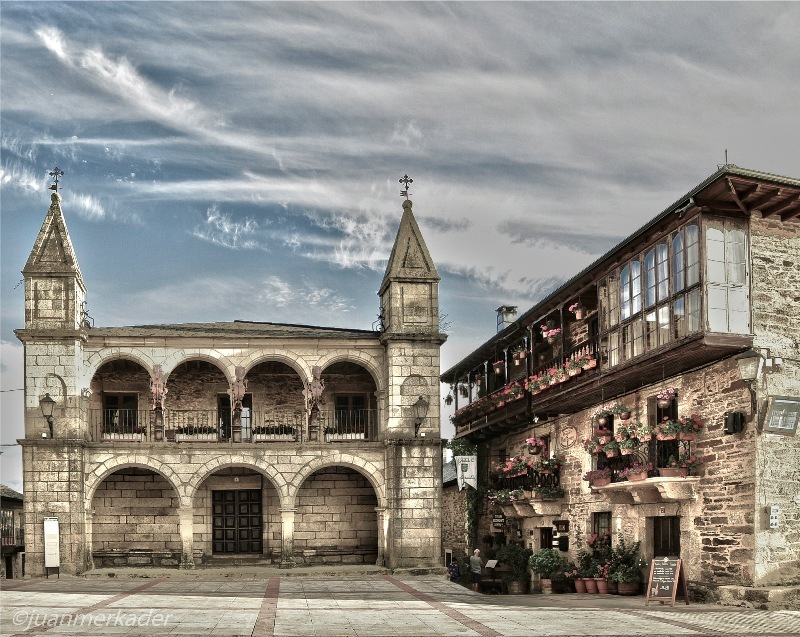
(707, 285, 728, 332)
(622, 324, 632, 360)
(632, 318, 643, 357)
(687, 288, 701, 333)
(658, 304, 670, 346)
(620, 265, 631, 321)
(598, 280, 609, 331)
(706, 222, 726, 284)
(645, 249, 656, 308)
(673, 231, 685, 293)
(645, 310, 658, 350)
(657, 243, 669, 302)
(686, 224, 700, 287)
(609, 274, 619, 327)
(631, 260, 642, 315)
(673, 295, 685, 340)
(608, 330, 619, 367)
(728, 287, 750, 333)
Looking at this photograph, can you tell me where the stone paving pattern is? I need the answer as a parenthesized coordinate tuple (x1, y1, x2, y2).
(2, 576, 800, 637)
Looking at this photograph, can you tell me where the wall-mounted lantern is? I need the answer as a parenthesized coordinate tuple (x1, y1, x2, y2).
(411, 395, 429, 438)
(39, 393, 55, 438)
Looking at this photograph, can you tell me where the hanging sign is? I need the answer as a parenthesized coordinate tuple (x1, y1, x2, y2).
(645, 557, 689, 606)
(492, 513, 506, 530)
(43, 517, 60, 569)
(454, 455, 477, 491)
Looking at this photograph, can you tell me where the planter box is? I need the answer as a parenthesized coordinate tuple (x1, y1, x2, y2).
(325, 432, 366, 442)
(175, 433, 218, 442)
(101, 433, 144, 442)
(658, 467, 688, 478)
(252, 433, 295, 442)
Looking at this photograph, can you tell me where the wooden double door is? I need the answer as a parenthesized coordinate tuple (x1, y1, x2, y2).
(212, 489, 263, 554)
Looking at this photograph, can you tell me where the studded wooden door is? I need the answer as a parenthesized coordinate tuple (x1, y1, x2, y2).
(212, 490, 263, 554)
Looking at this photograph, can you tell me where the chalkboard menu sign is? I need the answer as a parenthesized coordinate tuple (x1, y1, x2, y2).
(645, 557, 689, 606)
(492, 514, 505, 529)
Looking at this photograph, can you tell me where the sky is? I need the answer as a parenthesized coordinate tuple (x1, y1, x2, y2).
(2, 2, 800, 491)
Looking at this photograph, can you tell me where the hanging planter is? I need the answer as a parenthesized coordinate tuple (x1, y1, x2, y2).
(656, 387, 677, 408)
(493, 361, 504, 375)
(568, 301, 586, 320)
(444, 394, 453, 406)
(458, 385, 469, 398)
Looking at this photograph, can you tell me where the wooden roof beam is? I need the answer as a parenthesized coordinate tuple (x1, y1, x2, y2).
(727, 178, 751, 216)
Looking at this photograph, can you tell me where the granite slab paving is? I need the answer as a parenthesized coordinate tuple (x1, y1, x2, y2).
(3, 576, 800, 637)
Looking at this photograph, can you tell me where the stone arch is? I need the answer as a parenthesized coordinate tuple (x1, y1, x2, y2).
(239, 351, 311, 382)
(289, 452, 386, 508)
(184, 457, 289, 509)
(160, 351, 234, 384)
(316, 351, 384, 394)
(85, 455, 183, 507)
(84, 349, 155, 383)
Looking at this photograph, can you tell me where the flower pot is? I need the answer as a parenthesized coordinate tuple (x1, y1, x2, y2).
(657, 433, 677, 441)
(617, 411, 632, 421)
(626, 471, 648, 482)
(591, 477, 611, 488)
(617, 581, 640, 596)
(679, 432, 696, 441)
(584, 578, 598, 593)
(592, 444, 603, 454)
(597, 435, 611, 444)
(584, 358, 597, 369)
(657, 398, 671, 408)
(568, 368, 580, 376)
(539, 578, 552, 594)
(497, 401, 505, 408)
(530, 446, 542, 455)
(608, 581, 618, 595)
(658, 467, 688, 478)
(638, 433, 653, 442)
(595, 578, 609, 594)
(596, 416, 609, 427)
(574, 308, 585, 320)
(574, 578, 587, 593)
(620, 448, 634, 455)
(605, 449, 619, 457)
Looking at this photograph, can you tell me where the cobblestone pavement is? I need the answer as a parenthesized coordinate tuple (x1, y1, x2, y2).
(2, 575, 799, 637)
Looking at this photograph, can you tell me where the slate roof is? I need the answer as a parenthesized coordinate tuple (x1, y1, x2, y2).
(86, 320, 379, 339)
(443, 460, 458, 486)
(0, 484, 23, 501)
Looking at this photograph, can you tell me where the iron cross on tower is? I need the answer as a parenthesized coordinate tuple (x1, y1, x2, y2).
(48, 167, 64, 192)
(399, 174, 413, 200)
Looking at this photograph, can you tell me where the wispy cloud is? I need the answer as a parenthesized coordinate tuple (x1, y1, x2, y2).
(192, 204, 261, 250)
(0, 161, 41, 192)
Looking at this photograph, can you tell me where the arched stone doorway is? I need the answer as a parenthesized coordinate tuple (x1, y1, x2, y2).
(91, 467, 181, 567)
(319, 362, 379, 441)
(193, 467, 282, 563)
(166, 359, 229, 440)
(244, 360, 306, 441)
(294, 466, 378, 565)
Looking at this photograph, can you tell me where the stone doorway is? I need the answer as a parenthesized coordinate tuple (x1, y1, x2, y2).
(212, 489, 263, 554)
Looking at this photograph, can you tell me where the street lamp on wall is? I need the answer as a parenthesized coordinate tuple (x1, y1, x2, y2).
(733, 350, 764, 427)
(411, 395, 429, 438)
(39, 393, 55, 438)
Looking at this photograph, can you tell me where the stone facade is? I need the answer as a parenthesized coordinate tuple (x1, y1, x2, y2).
(16, 194, 446, 575)
(443, 166, 800, 607)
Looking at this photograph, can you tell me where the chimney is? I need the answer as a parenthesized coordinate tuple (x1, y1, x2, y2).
(496, 305, 517, 333)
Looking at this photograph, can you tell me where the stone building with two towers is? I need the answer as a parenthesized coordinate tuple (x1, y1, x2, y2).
(15, 182, 446, 575)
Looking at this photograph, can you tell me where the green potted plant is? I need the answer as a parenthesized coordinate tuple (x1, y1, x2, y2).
(612, 402, 632, 420)
(618, 437, 639, 455)
(496, 542, 533, 594)
(533, 484, 565, 500)
(608, 535, 642, 595)
(528, 548, 567, 594)
(583, 467, 612, 487)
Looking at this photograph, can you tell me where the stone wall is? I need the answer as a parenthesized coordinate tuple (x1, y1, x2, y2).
(750, 213, 800, 586)
(92, 468, 180, 552)
(294, 467, 378, 563)
(441, 483, 467, 562)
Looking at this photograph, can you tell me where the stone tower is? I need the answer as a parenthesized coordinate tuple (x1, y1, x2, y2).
(379, 198, 447, 568)
(17, 192, 90, 574)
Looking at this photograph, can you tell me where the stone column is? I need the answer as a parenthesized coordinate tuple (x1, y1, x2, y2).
(84, 508, 95, 572)
(279, 508, 296, 569)
(178, 507, 195, 569)
(374, 507, 387, 566)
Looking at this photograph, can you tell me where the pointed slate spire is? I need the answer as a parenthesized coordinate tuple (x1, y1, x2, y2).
(22, 192, 87, 330)
(379, 199, 440, 295)
(379, 198, 441, 336)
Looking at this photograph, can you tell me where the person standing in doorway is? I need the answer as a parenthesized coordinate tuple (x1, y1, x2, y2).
(469, 549, 483, 592)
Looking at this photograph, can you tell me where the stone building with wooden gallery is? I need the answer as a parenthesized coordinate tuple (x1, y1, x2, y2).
(15, 186, 446, 576)
(442, 165, 800, 608)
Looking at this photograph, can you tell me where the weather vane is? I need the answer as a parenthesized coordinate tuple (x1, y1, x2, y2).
(399, 174, 413, 200)
(48, 167, 64, 192)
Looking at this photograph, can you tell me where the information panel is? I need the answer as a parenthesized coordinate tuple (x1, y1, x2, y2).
(43, 517, 60, 569)
(645, 557, 689, 606)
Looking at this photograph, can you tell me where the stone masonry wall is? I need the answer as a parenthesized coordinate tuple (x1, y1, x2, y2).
(750, 214, 800, 586)
(294, 467, 378, 555)
(441, 483, 467, 562)
(92, 468, 180, 551)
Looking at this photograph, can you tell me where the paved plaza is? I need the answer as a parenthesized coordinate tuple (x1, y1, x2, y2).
(2, 573, 799, 637)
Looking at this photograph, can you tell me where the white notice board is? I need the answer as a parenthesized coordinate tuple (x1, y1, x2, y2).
(43, 517, 60, 568)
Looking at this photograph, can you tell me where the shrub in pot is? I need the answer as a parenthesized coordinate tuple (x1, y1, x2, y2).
(496, 542, 533, 592)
